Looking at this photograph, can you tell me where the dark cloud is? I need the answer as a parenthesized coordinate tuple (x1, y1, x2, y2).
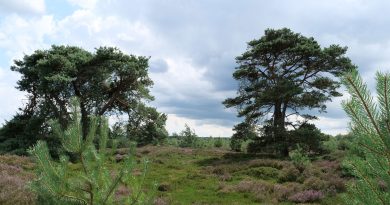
(157, 97, 236, 123)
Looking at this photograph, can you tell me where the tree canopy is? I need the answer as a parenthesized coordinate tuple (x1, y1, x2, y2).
(0, 45, 167, 154)
(224, 28, 356, 155)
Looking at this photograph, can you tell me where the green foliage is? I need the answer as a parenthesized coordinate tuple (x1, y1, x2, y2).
(230, 138, 243, 152)
(289, 123, 328, 154)
(224, 28, 356, 156)
(289, 145, 310, 171)
(322, 136, 339, 153)
(214, 138, 223, 148)
(178, 124, 199, 148)
(0, 114, 49, 155)
(28, 100, 153, 205)
(126, 104, 168, 146)
(341, 70, 390, 205)
(230, 122, 256, 152)
(2, 45, 165, 154)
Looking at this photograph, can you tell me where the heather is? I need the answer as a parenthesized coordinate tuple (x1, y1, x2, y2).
(0, 143, 350, 204)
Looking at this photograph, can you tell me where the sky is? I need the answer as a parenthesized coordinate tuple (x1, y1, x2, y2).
(0, 0, 390, 137)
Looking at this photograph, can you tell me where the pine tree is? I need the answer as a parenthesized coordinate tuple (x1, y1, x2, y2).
(28, 99, 153, 205)
(342, 70, 390, 204)
(224, 28, 355, 156)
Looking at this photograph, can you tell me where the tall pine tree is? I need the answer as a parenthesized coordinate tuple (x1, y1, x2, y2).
(224, 28, 355, 155)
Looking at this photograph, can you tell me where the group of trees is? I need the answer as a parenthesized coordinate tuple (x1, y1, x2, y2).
(0, 46, 168, 155)
(0, 28, 360, 159)
(0, 28, 356, 157)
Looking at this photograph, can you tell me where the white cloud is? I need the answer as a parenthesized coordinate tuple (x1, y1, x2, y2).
(51, 9, 161, 56)
(166, 114, 233, 137)
(0, 67, 25, 124)
(0, 14, 55, 61)
(0, 0, 45, 15)
(0, 13, 55, 125)
(314, 117, 350, 136)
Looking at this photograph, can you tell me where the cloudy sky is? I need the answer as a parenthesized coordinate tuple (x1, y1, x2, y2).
(0, 0, 389, 136)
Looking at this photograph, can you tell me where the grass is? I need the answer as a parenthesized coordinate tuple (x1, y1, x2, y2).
(131, 146, 348, 204)
(0, 145, 349, 204)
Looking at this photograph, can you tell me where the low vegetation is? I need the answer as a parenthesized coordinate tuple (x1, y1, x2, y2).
(0, 139, 350, 204)
(0, 155, 36, 205)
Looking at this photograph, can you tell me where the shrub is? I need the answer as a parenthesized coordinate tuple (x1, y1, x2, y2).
(273, 182, 303, 201)
(214, 138, 223, 148)
(326, 175, 346, 192)
(287, 190, 324, 203)
(234, 180, 273, 195)
(303, 176, 328, 190)
(28, 100, 153, 205)
(230, 138, 243, 152)
(289, 123, 327, 154)
(322, 137, 338, 153)
(278, 165, 300, 182)
(289, 145, 310, 171)
(178, 124, 200, 148)
(315, 160, 340, 173)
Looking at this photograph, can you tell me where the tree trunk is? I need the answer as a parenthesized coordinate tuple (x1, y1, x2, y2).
(273, 102, 286, 133)
(79, 101, 89, 139)
(273, 102, 289, 157)
(73, 81, 89, 139)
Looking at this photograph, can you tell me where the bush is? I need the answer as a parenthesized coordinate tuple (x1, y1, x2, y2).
(234, 180, 273, 195)
(322, 137, 338, 153)
(288, 190, 324, 203)
(273, 182, 303, 201)
(303, 176, 328, 190)
(178, 124, 200, 148)
(278, 165, 300, 182)
(289, 145, 310, 171)
(326, 175, 346, 192)
(289, 123, 327, 154)
(230, 138, 243, 152)
(214, 138, 223, 148)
